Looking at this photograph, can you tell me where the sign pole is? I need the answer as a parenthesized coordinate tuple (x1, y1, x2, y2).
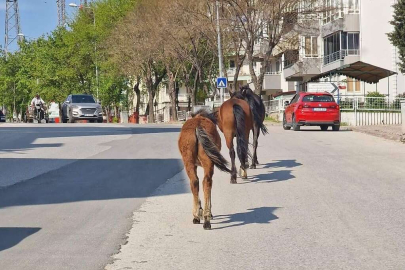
(216, 0, 224, 104)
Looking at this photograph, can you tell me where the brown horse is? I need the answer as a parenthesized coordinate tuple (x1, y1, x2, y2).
(232, 86, 268, 169)
(178, 110, 231, 230)
(217, 98, 253, 183)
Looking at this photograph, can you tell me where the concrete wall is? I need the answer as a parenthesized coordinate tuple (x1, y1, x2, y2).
(361, 0, 405, 98)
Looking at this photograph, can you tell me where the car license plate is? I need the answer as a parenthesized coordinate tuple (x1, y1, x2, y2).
(313, 108, 327, 112)
(85, 114, 94, 117)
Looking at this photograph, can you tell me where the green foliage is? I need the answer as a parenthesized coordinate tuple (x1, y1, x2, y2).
(0, 0, 138, 116)
(388, 0, 405, 73)
(365, 92, 386, 109)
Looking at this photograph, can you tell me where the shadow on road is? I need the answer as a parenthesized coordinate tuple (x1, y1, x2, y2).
(0, 158, 185, 209)
(246, 170, 295, 183)
(0, 227, 41, 252)
(212, 207, 279, 230)
(0, 125, 181, 152)
(263, 160, 302, 169)
(239, 160, 301, 184)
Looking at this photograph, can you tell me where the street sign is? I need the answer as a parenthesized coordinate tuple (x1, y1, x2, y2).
(216, 77, 227, 88)
(307, 82, 339, 93)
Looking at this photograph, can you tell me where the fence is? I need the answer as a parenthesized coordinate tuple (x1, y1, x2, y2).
(264, 96, 405, 126)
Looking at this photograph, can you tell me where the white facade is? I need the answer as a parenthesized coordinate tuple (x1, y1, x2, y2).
(226, 0, 405, 100)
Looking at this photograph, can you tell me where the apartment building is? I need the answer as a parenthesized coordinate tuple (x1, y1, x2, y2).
(227, 0, 405, 100)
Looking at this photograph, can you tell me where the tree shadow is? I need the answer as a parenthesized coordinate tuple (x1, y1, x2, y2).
(0, 125, 181, 152)
(212, 207, 279, 230)
(262, 160, 302, 169)
(0, 158, 185, 209)
(0, 227, 41, 252)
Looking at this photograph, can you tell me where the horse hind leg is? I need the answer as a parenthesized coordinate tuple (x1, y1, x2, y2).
(250, 124, 260, 169)
(185, 163, 202, 224)
(202, 164, 214, 230)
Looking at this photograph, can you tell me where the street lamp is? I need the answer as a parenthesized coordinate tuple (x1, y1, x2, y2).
(69, 3, 99, 102)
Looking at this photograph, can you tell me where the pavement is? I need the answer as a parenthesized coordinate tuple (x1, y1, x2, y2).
(352, 125, 404, 143)
(107, 124, 405, 270)
(1, 123, 405, 270)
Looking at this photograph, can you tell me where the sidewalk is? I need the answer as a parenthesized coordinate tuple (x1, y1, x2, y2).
(353, 125, 404, 143)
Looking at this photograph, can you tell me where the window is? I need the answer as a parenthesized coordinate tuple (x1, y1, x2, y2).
(303, 95, 335, 102)
(347, 33, 359, 54)
(348, 0, 359, 13)
(324, 32, 340, 56)
(347, 79, 361, 92)
(265, 64, 273, 74)
(229, 60, 235, 69)
(305, 36, 318, 57)
(276, 60, 281, 73)
(72, 95, 95, 103)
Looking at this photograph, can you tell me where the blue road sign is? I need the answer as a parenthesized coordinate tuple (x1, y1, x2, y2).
(216, 77, 227, 88)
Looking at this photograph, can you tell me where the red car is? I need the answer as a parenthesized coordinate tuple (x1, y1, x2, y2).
(283, 92, 340, 131)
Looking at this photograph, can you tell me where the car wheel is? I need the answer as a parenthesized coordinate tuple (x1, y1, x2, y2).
(332, 125, 340, 131)
(282, 114, 291, 130)
(97, 118, 103, 123)
(320, 125, 328, 131)
(292, 115, 300, 131)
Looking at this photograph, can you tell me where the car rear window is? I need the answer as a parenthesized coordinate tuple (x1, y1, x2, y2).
(302, 95, 334, 102)
(72, 95, 95, 103)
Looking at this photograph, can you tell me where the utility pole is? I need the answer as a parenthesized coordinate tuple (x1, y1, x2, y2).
(4, 0, 23, 55)
(216, 0, 224, 103)
(57, 0, 66, 27)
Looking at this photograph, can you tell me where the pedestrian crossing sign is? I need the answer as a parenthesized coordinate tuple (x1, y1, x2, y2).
(216, 77, 227, 88)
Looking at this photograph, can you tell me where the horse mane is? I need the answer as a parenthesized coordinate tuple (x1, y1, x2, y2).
(191, 109, 217, 124)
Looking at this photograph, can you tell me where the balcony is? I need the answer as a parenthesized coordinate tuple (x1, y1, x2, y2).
(323, 49, 359, 65)
(283, 57, 322, 82)
(263, 72, 282, 91)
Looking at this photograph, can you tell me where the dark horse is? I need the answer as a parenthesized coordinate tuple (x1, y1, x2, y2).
(216, 97, 253, 183)
(178, 110, 231, 230)
(232, 86, 268, 169)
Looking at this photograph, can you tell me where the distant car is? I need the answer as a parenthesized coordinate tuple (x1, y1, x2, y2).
(0, 110, 5, 122)
(61, 94, 103, 123)
(283, 92, 340, 131)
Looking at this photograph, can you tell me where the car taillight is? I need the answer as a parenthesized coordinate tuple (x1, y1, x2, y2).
(329, 105, 337, 109)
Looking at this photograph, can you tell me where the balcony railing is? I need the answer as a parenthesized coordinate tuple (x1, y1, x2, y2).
(323, 49, 360, 65)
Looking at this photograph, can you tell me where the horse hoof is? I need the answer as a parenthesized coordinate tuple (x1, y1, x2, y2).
(210, 213, 213, 219)
(193, 218, 200, 224)
(239, 168, 248, 179)
(203, 221, 211, 230)
(249, 165, 256, 169)
(230, 179, 237, 184)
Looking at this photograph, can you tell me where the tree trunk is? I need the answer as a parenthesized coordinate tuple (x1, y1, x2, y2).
(192, 71, 199, 108)
(133, 79, 141, 123)
(247, 48, 260, 94)
(166, 66, 178, 121)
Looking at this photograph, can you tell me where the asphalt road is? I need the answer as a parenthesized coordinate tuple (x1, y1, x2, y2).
(0, 123, 183, 270)
(106, 124, 405, 270)
(1, 123, 405, 270)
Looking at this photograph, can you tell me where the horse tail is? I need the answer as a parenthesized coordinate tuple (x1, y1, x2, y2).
(196, 126, 231, 173)
(233, 104, 250, 167)
(245, 94, 269, 136)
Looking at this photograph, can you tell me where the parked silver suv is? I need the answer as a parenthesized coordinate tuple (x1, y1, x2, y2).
(61, 94, 103, 123)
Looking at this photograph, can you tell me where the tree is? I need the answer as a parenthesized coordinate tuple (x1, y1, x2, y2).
(219, 0, 323, 94)
(388, 0, 405, 73)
